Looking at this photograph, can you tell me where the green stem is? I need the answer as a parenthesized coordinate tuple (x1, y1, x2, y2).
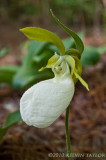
(65, 105, 72, 160)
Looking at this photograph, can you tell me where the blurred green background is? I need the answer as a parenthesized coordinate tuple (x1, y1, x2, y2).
(0, 0, 105, 29)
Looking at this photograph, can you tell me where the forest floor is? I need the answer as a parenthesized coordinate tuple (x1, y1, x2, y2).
(0, 20, 106, 160)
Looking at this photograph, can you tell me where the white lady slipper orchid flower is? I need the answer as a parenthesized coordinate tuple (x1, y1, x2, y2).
(20, 58, 75, 128)
(19, 13, 90, 160)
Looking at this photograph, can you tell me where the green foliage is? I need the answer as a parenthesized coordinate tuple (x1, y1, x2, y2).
(23, 4, 38, 15)
(74, 72, 89, 91)
(81, 46, 100, 66)
(0, 41, 53, 89)
(50, 10, 84, 54)
(0, 110, 22, 144)
(81, 45, 106, 67)
(0, 1, 39, 18)
(20, 27, 65, 54)
(0, 48, 10, 58)
(65, 49, 81, 58)
(97, 45, 106, 55)
(52, 0, 104, 27)
(71, 56, 82, 83)
(64, 55, 75, 76)
(39, 53, 59, 71)
(63, 32, 84, 51)
(0, 37, 105, 88)
(0, 66, 19, 85)
(13, 40, 54, 89)
(0, 0, 105, 29)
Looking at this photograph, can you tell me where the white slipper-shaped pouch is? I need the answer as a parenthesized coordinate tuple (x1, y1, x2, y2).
(20, 59, 74, 128)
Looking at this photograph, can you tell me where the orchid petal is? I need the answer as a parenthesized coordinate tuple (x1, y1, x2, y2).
(20, 76, 74, 128)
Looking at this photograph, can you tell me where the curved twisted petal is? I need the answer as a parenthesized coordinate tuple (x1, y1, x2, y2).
(20, 76, 74, 128)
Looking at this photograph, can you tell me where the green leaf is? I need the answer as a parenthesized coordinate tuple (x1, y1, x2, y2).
(20, 27, 65, 54)
(13, 41, 53, 89)
(13, 67, 53, 89)
(13, 70, 37, 89)
(65, 48, 81, 58)
(62, 37, 75, 50)
(33, 48, 54, 65)
(62, 31, 84, 51)
(0, 66, 19, 85)
(72, 56, 82, 83)
(72, 56, 82, 75)
(74, 72, 89, 91)
(81, 46, 100, 66)
(0, 48, 9, 58)
(39, 53, 59, 71)
(0, 110, 22, 144)
(64, 55, 75, 76)
(22, 40, 48, 67)
(97, 45, 106, 54)
(50, 9, 84, 54)
(47, 32, 84, 54)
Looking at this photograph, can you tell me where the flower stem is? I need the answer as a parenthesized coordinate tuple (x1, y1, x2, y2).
(65, 105, 72, 160)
